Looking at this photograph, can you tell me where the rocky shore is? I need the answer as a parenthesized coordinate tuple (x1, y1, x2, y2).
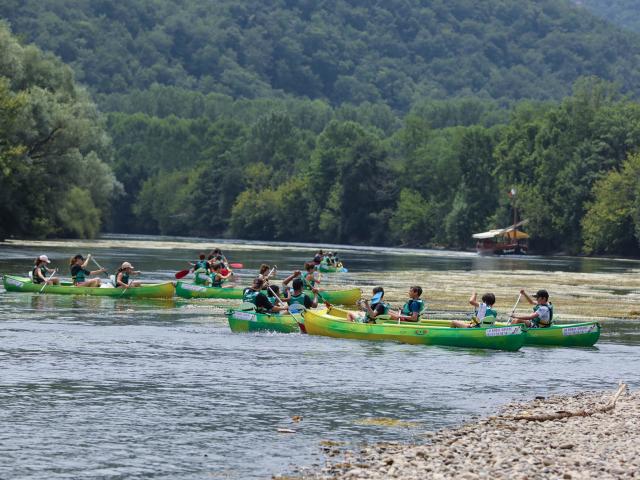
(294, 385, 638, 480)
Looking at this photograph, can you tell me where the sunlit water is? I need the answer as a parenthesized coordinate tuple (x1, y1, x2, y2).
(1, 235, 639, 479)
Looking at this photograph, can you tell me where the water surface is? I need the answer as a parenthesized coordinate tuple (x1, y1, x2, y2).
(1, 236, 638, 479)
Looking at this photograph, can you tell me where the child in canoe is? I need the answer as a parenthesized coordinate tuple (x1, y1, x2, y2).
(242, 278, 288, 313)
(389, 286, 424, 322)
(193, 253, 210, 285)
(510, 289, 553, 327)
(451, 292, 497, 328)
(70, 254, 105, 287)
(348, 287, 389, 323)
(258, 264, 276, 284)
(209, 262, 232, 287)
(302, 262, 320, 289)
(115, 262, 142, 288)
(284, 278, 319, 309)
(32, 255, 60, 285)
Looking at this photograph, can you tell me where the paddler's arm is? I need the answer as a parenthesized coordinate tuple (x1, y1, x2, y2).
(469, 291, 479, 308)
(520, 289, 535, 305)
(310, 288, 319, 308)
(282, 270, 300, 286)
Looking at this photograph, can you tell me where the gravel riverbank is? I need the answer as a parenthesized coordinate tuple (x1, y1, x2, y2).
(293, 385, 638, 480)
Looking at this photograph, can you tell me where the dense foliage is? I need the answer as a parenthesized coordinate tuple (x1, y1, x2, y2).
(3, 0, 640, 111)
(575, 0, 640, 32)
(0, 23, 119, 240)
(3, 1, 640, 256)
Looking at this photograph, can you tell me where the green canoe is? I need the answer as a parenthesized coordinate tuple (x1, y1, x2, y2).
(2, 275, 175, 299)
(226, 308, 311, 333)
(318, 263, 347, 273)
(302, 308, 525, 351)
(175, 281, 360, 305)
(377, 312, 601, 347)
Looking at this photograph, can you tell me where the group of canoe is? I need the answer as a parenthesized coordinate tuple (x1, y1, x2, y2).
(2, 251, 600, 351)
(227, 281, 601, 351)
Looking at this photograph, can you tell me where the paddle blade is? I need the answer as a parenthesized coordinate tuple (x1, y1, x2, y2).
(229, 263, 243, 269)
(340, 267, 348, 273)
(175, 269, 190, 279)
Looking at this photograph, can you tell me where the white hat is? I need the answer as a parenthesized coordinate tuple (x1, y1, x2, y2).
(39, 255, 51, 264)
(121, 262, 134, 269)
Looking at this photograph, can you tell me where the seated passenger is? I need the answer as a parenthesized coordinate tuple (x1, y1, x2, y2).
(210, 262, 232, 287)
(389, 286, 424, 322)
(451, 292, 497, 328)
(70, 254, 105, 287)
(116, 262, 142, 288)
(348, 287, 389, 323)
(285, 278, 319, 309)
(242, 278, 288, 313)
(32, 255, 60, 285)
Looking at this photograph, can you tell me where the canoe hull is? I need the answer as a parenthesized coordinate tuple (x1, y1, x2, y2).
(226, 309, 302, 333)
(175, 282, 244, 299)
(302, 308, 524, 351)
(176, 282, 359, 305)
(2, 275, 175, 299)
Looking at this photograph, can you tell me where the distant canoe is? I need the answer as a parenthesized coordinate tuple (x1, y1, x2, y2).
(2, 275, 175, 299)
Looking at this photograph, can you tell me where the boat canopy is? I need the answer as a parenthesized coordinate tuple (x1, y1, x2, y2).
(472, 220, 529, 240)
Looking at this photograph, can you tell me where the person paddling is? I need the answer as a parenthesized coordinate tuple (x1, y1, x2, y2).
(302, 262, 320, 289)
(193, 253, 211, 285)
(115, 262, 142, 288)
(389, 286, 424, 322)
(70, 254, 105, 287)
(451, 292, 498, 328)
(258, 264, 276, 284)
(210, 262, 232, 288)
(32, 255, 60, 285)
(242, 277, 288, 313)
(510, 289, 553, 328)
(348, 287, 389, 323)
(284, 278, 319, 309)
(313, 250, 324, 265)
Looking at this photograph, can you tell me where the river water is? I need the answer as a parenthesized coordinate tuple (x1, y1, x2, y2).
(1, 236, 639, 479)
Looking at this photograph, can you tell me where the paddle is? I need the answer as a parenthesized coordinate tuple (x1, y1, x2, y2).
(91, 257, 109, 277)
(229, 263, 243, 269)
(120, 280, 131, 297)
(507, 293, 522, 325)
(39, 269, 58, 293)
(175, 269, 190, 279)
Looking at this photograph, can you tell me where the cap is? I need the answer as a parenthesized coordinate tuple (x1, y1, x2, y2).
(121, 262, 134, 269)
(370, 292, 383, 304)
(533, 289, 549, 299)
(39, 255, 51, 264)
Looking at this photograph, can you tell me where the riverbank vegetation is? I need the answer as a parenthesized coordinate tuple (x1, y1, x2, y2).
(2, 0, 640, 255)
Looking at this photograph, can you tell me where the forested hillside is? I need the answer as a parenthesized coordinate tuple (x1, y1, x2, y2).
(575, 1, 640, 32)
(2, 1, 640, 255)
(3, 0, 640, 110)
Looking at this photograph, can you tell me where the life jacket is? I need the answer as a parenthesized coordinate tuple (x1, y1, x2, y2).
(32, 265, 47, 284)
(117, 271, 130, 286)
(211, 274, 224, 288)
(243, 288, 259, 304)
(533, 303, 553, 327)
(365, 301, 390, 322)
(471, 303, 498, 326)
(287, 292, 308, 306)
(71, 265, 87, 284)
(194, 260, 208, 271)
(302, 272, 316, 289)
(401, 299, 425, 316)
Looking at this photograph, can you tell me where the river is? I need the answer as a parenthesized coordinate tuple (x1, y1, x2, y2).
(1, 235, 639, 479)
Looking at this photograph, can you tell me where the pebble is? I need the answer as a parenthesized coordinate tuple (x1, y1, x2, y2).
(299, 388, 639, 479)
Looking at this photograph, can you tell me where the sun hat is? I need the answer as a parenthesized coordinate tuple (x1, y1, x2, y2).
(38, 255, 51, 264)
(121, 262, 134, 269)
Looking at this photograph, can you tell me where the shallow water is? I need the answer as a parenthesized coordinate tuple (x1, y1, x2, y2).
(1, 236, 639, 479)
